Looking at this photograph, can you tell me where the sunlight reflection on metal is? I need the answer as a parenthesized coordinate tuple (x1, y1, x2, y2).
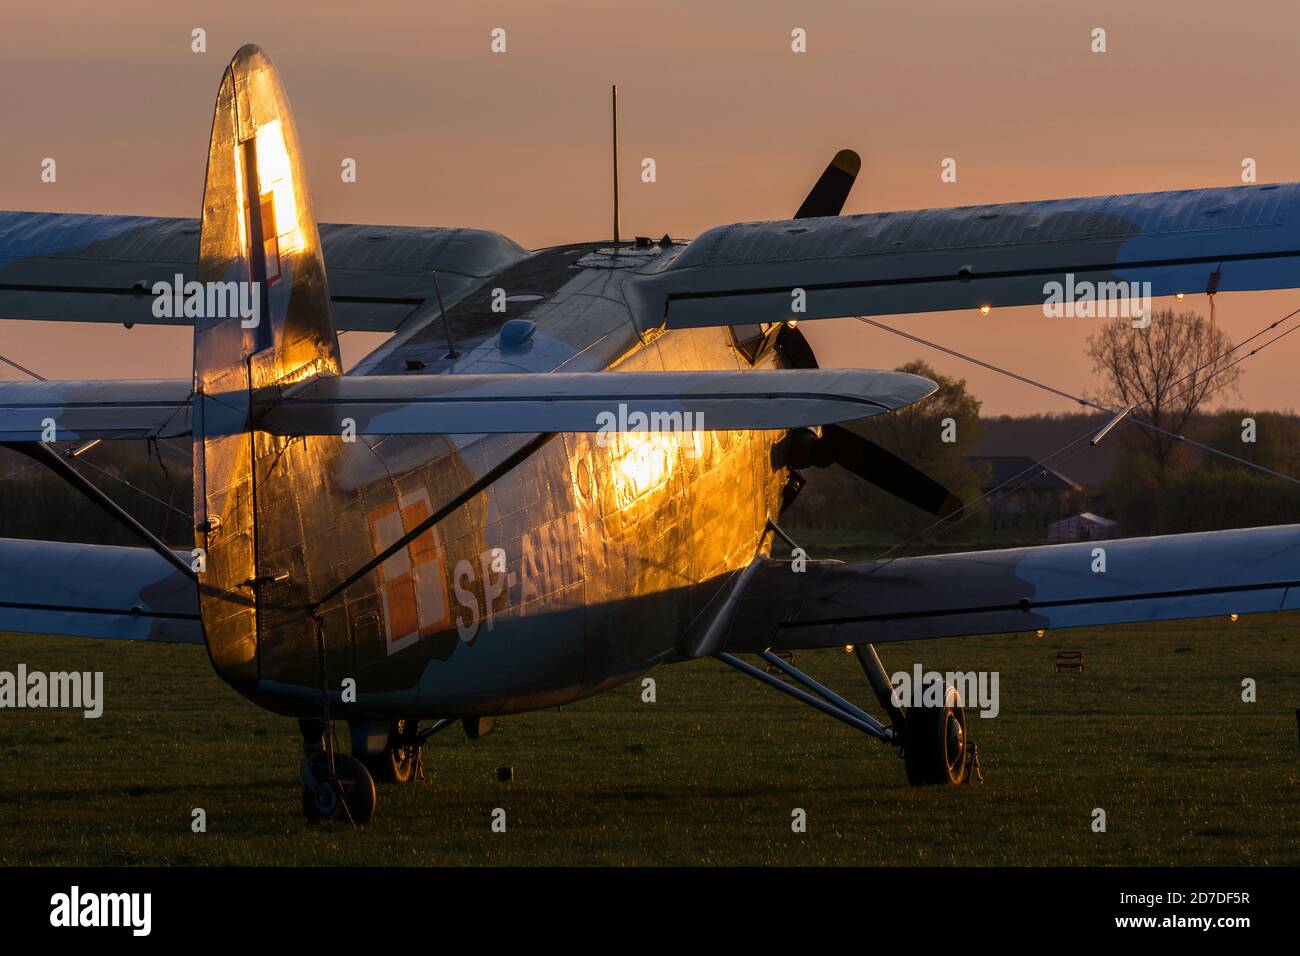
(232, 142, 248, 255)
(254, 119, 303, 256)
(610, 430, 678, 510)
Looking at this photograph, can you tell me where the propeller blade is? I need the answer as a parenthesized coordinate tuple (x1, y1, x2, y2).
(784, 150, 959, 522)
(794, 149, 861, 219)
(822, 424, 964, 522)
(778, 149, 862, 369)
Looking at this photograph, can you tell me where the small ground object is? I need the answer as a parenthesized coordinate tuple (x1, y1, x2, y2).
(1055, 651, 1084, 672)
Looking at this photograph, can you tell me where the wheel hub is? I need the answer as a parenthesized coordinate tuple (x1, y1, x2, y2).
(945, 712, 966, 770)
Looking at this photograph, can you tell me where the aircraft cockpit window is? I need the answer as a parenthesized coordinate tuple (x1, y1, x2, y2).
(729, 322, 778, 363)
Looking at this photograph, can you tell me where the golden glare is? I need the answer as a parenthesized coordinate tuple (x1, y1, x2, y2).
(276, 355, 334, 387)
(255, 119, 304, 255)
(232, 141, 248, 255)
(611, 431, 676, 509)
(844, 644, 855, 654)
(979, 305, 991, 315)
(1175, 292, 1185, 300)
(786, 320, 799, 329)
(1035, 628, 1046, 638)
(1230, 613, 1239, 622)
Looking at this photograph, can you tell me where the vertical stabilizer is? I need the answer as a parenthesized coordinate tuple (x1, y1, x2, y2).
(193, 45, 339, 689)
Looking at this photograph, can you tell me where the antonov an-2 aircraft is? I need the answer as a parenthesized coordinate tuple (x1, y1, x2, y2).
(4, 45, 1300, 823)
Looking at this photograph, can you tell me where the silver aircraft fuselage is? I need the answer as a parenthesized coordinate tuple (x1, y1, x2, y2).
(219, 240, 792, 720)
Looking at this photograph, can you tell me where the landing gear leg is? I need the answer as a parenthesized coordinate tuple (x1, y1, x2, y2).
(715, 641, 981, 786)
(299, 718, 377, 824)
(854, 643, 907, 732)
(755, 522, 980, 785)
(856, 643, 980, 785)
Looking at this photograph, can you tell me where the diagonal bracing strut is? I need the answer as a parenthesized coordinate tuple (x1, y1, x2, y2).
(2, 440, 197, 581)
(715, 651, 894, 742)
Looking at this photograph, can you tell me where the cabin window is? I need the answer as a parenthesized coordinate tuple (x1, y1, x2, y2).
(729, 323, 778, 363)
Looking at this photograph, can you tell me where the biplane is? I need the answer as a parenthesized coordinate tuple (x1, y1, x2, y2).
(3, 45, 1299, 822)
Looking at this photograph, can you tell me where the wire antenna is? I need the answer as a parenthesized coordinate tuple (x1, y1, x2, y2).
(611, 84, 621, 246)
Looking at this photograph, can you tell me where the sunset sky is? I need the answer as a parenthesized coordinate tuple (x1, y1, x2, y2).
(3, 0, 1299, 415)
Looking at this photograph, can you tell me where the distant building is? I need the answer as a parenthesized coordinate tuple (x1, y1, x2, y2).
(969, 455, 1081, 518)
(1048, 512, 1118, 542)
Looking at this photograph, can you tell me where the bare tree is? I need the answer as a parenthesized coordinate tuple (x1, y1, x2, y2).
(1085, 308, 1241, 475)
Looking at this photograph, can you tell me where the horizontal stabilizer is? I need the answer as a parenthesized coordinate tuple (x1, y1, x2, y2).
(1, 368, 936, 441)
(717, 524, 1300, 651)
(260, 368, 936, 436)
(641, 183, 1300, 326)
(0, 537, 202, 644)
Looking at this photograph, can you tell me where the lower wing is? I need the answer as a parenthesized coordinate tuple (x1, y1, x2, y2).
(0, 538, 202, 644)
(711, 524, 1300, 652)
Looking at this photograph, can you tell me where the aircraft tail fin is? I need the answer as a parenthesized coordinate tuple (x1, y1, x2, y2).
(195, 43, 340, 391)
(192, 44, 339, 689)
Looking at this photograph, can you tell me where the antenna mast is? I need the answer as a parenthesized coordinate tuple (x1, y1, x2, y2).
(611, 84, 621, 245)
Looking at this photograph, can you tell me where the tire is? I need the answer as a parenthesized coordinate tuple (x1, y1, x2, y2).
(301, 752, 377, 824)
(358, 749, 415, 784)
(903, 682, 969, 786)
(356, 720, 417, 784)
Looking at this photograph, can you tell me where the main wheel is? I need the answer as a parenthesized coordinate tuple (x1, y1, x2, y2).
(301, 752, 377, 824)
(903, 682, 970, 786)
(357, 720, 418, 784)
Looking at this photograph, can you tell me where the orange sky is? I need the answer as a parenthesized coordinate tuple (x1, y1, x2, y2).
(3, 0, 1299, 415)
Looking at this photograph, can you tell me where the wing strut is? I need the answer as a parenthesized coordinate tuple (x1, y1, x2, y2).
(714, 651, 893, 740)
(2, 440, 197, 580)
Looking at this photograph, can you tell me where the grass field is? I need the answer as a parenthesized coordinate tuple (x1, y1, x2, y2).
(2, 608, 1299, 866)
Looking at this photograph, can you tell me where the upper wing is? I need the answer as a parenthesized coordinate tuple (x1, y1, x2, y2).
(0, 211, 526, 333)
(0, 537, 202, 643)
(636, 183, 1300, 327)
(709, 524, 1300, 653)
(262, 368, 937, 435)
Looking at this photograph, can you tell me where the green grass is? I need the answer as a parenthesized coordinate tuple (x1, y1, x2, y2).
(2, 613, 1298, 866)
